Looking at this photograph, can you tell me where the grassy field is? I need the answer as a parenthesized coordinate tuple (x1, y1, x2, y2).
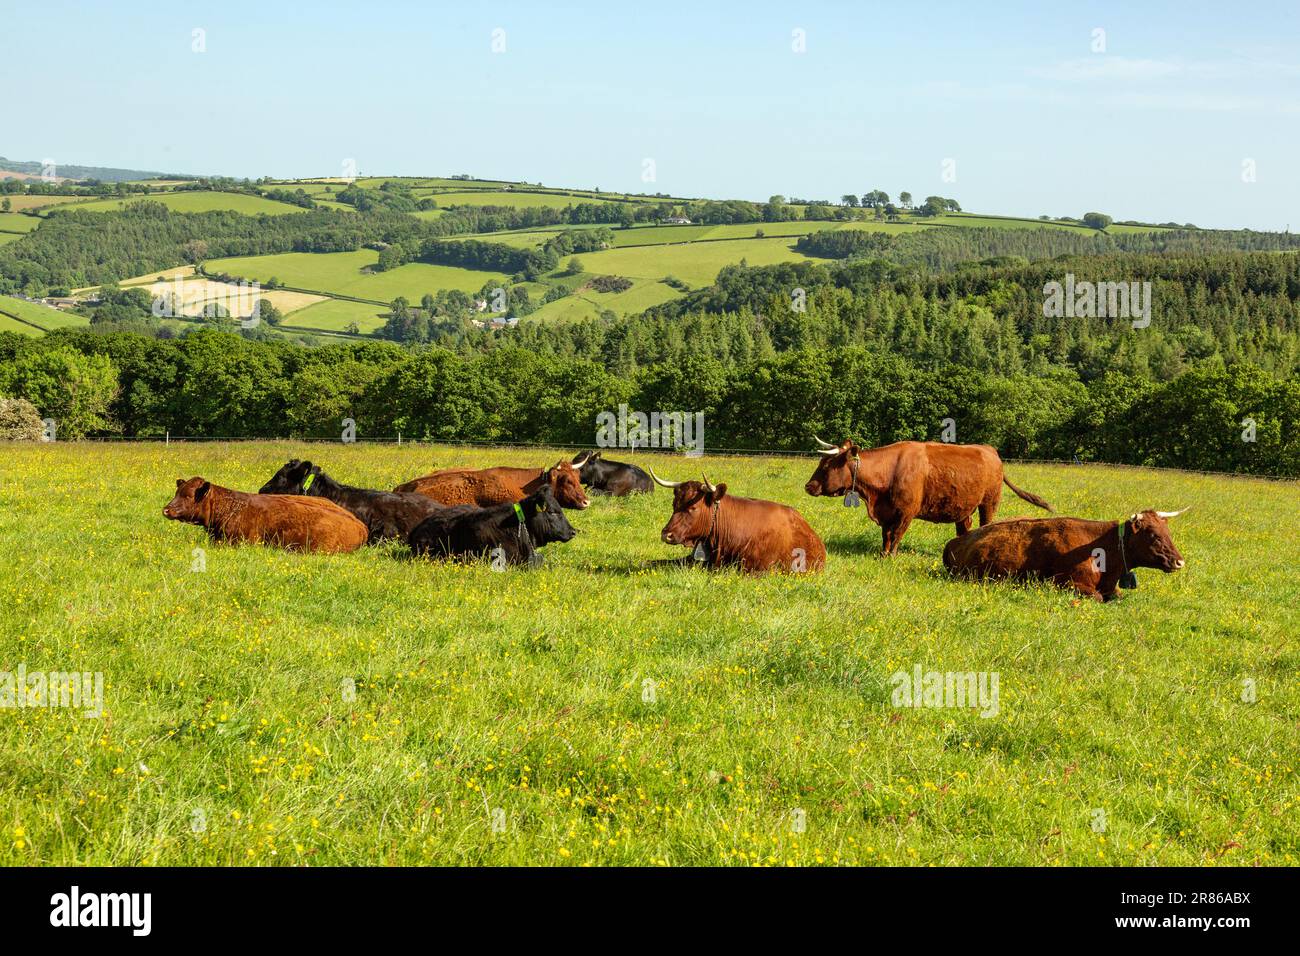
(427, 191, 620, 210)
(0, 313, 37, 334)
(0, 441, 1295, 866)
(283, 298, 391, 334)
(1, 195, 89, 213)
(567, 237, 817, 288)
(0, 294, 90, 332)
(63, 191, 307, 216)
(206, 250, 508, 302)
(0, 212, 41, 234)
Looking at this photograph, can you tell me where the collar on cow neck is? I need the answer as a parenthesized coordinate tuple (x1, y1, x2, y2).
(1116, 518, 1130, 574)
(847, 454, 861, 499)
(705, 499, 721, 549)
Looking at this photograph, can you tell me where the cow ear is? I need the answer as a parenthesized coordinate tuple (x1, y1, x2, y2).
(593, 451, 602, 460)
(1130, 512, 1144, 530)
(195, 481, 211, 502)
(176, 478, 185, 489)
(710, 483, 728, 502)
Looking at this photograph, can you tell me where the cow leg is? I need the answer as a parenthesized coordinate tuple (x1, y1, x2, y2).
(979, 502, 996, 526)
(883, 516, 913, 555)
(955, 514, 973, 536)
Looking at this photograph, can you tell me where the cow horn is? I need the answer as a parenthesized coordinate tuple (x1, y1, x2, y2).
(572, 451, 592, 468)
(1155, 507, 1189, 519)
(701, 473, 716, 494)
(649, 467, 683, 488)
(813, 435, 838, 450)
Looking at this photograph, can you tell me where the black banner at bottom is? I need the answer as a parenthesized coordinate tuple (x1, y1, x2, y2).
(0, 866, 1279, 941)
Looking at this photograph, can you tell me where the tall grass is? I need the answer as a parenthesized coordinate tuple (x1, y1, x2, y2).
(0, 442, 1295, 865)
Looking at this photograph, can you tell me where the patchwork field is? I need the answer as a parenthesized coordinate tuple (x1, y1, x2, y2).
(282, 298, 391, 334)
(567, 237, 817, 288)
(140, 274, 325, 319)
(0, 294, 89, 332)
(2, 195, 89, 213)
(0, 313, 36, 334)
(206, 250, 508, 303)
(424, 191, 621, 211)
(0, 441, 1295, 866)
(0, 213, 41, 234)
(63, 191, 308, 216)
(530, 278, 683, 323)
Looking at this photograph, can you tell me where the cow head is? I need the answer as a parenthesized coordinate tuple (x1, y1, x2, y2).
(1124, 509, 1188, 573)
(545, 460, 589, 509)
(652, 470, 726, 546)
(163, 476, 213, 524)
(259, 459, 319, 495)
(571, 450, 602, 484)
(519, 486, 577, 546)
(804, 436, 862, 497)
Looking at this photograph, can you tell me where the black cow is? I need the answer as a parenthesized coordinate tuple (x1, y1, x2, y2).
(259, 459, 443, 543)
(571, 451, 652, 496)
(407, 485, 577, 565)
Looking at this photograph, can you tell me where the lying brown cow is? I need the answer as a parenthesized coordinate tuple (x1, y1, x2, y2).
(805, 437, 1052, 555)
(652, 470, 825, 573)
(394, 460, 589, 510)
(163, 476, 368, 553)
(942, 509, 1187, 601)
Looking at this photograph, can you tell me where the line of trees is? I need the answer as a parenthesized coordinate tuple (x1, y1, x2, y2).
(1, 329, 1295, 475)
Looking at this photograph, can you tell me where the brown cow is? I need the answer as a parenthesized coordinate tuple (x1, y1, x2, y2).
(804, 437, 1052, 555)
(163, 476, 368, 553)
(942, 509, 1187, 602)
(394, 461, 590, 510)
(651, 470, 825, 573)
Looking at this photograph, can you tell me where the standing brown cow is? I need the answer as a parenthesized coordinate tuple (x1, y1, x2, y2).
(652, 470, 826, 573)
(163, 477, 368, 553)
(942, 509, 1187, 601)
(394, 460, 590, 510)
(804, 438, 1052, 555)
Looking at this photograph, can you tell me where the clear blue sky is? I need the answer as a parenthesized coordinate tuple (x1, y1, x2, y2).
(3, 0, 1297, 229)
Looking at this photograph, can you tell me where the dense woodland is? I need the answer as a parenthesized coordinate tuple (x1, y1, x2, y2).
(1, 201, 1298, 475)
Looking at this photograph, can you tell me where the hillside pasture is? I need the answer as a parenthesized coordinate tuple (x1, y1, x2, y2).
(0, 441, 1295, 866)
(60, 191, 308, 216)
(2, 194, 90, 213)
(0, 212, 41, 233)
(564, 237, 817, 288)
(207, 250, 509, 303)
(0, 294, 89, 331)
(282, 298, 391, 334)
(427, 191, 620, 210)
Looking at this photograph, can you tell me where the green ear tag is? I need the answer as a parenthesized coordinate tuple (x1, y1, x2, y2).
(513, 502, 526, 523)
(301, 473, 315, 492)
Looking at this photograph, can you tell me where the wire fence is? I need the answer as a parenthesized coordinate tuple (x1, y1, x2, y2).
(36, 434, 1299, 482)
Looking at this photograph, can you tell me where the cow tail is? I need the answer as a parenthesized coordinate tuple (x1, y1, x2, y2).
(1003, 475, 1053, 512)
